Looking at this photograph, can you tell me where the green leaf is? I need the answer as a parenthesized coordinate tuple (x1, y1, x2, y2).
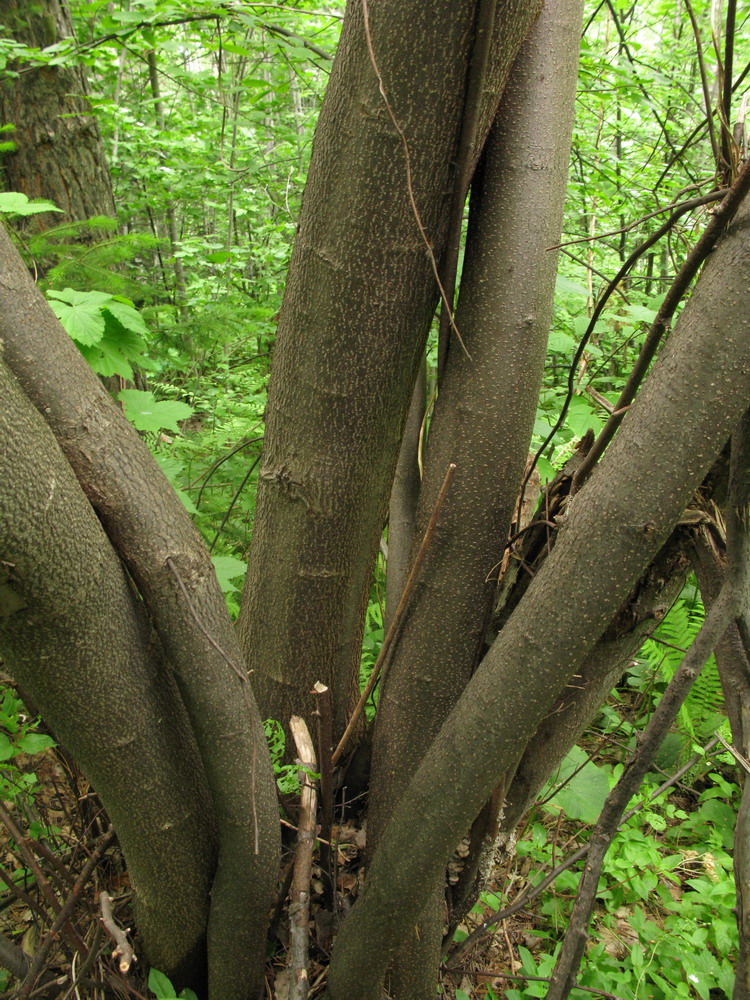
(555, 273, 589, 299)
(455, 991, 472, 1000)
(0, 733, 15, 762)
(212, 555, 247, 593)
(104, 298, 150, 336)
(547, 329, 576, 353)
(16, 733, 55, 755)
(643, 810, 667, 832)
(544, 746, 610, 824)
(148, 968, 177, 998)
(0, 191, 63, 216)
(47, 289, 112, 346)
(117, 390, 193, 433)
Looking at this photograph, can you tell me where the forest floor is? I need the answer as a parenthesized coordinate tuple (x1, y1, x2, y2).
(0, 712, 738, 1000)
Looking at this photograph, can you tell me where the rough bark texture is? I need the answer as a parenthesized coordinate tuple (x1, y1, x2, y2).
(236, 0, 543, 738)
(0, 228, 278, 1000)
(323, 192, 750, 1000)
(363, 3, 584, 991)
(0, 0, 116, 224)
(0, 356, 214, 984)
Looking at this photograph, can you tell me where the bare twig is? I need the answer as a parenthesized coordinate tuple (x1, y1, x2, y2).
(99, 891, 134, 974)
(312, 683, 335, 910)
(683, 0, 721, 169)
(17, 827, 114, 1000)
(287, 717, 318, 1000)
(0, 803, 87, 958)
(332, 463, 457, 765)
(519, 187, 725, 514)
(571, 155, 750, 492)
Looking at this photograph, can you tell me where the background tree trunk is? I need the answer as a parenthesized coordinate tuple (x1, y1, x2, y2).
(0, 0, 116, 225)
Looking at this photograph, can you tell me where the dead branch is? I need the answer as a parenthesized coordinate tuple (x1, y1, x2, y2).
(99, 891, 135, 974)
(287, 716, 318, 1000)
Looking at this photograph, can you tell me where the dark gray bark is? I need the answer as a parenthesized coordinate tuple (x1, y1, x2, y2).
(501, 534, 689, 836)
(0, 356, 214, 984)
(236, 0, 543, 738)
(445, 533, 689, 931)
(323, 189, 750, 1000)
(0, 227, 278, 1000)
(0, 0, 116, 225)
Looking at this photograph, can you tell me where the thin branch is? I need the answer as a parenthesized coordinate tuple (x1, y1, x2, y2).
(191, 435, 263, 500)
(17, 828, 114, 1000)
(437, 0, 498, 378)
(208, 453, 262, 552)
(548, 180, 719, 251)
(683, 0, 721, 169)
(604, 0, 692, 177)
(99, 892, 134, 974)
(572, 155, 750, 491)
(721, 0, 738, 181)
(287, 716, 318, 1000)
(312, 682, 335, 911)
(165, 557, 245, 681)
(0, 804, 86, 958)
(331, 463, 457, 766)
(520, 188, 724, 509)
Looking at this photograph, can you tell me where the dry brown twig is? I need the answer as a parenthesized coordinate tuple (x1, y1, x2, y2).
(287, 716, 318, 1000)
(99, 891, 135, 974)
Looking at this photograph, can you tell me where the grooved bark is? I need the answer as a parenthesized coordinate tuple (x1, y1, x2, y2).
(0, 358, 214, 984)
(0, 0, 116, 225)
(236, 0, 543, 739)
(324, 189, 750, 1000)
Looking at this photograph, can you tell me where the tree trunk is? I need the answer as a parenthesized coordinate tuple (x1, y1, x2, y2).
(0, 0, 116, 225)
(0, 358, 214, 987)
(0, 227, 279, 1000)
(385, 357, 425, 630)
(236, 0, 544, 739)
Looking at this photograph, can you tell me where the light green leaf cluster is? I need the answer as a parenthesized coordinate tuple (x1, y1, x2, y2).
(117, 389, 193, 434)
(46, 288, 154, 379)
